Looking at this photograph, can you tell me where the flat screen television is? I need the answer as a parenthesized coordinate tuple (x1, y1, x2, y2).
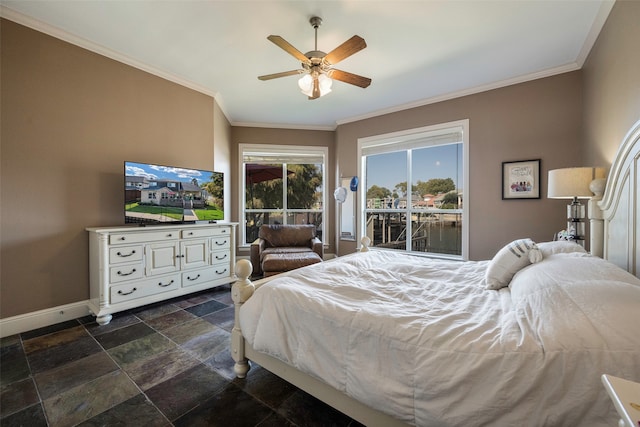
(124, 161, 224, 225)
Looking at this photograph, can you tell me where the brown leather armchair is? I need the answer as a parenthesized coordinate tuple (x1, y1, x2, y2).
(250, 224, 323, 277)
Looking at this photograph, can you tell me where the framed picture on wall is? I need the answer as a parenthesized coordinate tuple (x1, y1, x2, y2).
(502, 159, 541, 199)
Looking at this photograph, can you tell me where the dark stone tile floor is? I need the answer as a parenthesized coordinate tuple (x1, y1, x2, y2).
(0, 285, 362, 426)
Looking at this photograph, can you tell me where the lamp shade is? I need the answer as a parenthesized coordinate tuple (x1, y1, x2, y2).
(547, 167, 606, 199)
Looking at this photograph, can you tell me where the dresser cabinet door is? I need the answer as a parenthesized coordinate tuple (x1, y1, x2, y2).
(145, 242, 180, 276)
(180, 238, 209, 270)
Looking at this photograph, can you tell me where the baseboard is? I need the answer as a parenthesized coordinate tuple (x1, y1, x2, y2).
(0, 301, 91, 338)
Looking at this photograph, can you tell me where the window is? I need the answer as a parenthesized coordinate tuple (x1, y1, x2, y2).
(358, 120, 469, 259)
(240, 144, 327, 246)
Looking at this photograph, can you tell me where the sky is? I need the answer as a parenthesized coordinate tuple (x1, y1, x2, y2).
(125, 161, 218, 184)
(365, 143, 463, 194)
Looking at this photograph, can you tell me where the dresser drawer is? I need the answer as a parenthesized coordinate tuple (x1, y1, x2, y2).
(110, 273, 180, 304)
(109, 230, 179, 245)
(182, 267, 218, 288)
(211, 236, 230, 250)
(109, 263, 144, 283)
(211, 226, 231, 237)
(211, 250, 230, 265)
(181, 228, 216, 239)
(211, 262, 231, 279)
(109, 245, 143, 264)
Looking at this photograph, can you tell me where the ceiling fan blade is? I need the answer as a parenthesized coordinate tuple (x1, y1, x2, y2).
(323, 35, 367, 65)
(267, 35, 310, 64)
(328, 69, 372, 88)
(258, 70, 304, 81)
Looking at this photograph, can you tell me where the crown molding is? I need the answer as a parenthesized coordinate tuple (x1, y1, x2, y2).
(336, 63, 580, 126)
(575, 0, 615, 67)
(0, 6, 225, 102)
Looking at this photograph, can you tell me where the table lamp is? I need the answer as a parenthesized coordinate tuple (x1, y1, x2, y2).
(547, 167, 606, 245)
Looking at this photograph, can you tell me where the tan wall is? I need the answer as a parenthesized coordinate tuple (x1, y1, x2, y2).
(582, 0, 640, 167)
(336, 72, 584, 260)
(0, 20, 220, 318)
(2, 0, 636, 320)
(230, 126, 336, 254)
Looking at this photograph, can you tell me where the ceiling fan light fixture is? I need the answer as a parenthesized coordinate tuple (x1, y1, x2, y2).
(259, 16, 369, 98)
(298, 73, 332, 98)
(319, 73, 333, 93)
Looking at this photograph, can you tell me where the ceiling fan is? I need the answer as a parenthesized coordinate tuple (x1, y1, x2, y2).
(258, 16, 372, 100)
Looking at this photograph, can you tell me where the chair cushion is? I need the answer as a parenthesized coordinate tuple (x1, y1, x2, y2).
(259, 225, 316, 247)
(262, 252, 322, 273)
(261, 246, 314, 258)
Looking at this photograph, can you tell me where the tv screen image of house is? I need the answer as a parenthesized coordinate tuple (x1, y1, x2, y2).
(125, 161, 224, 225)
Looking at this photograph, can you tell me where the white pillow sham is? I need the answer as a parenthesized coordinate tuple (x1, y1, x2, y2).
(536, 240, 587, 258)
(509, 252, 640, 303)
(485, 238, 542, 290)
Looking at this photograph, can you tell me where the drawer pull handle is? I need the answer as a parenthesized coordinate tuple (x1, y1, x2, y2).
(116, 250, 136, 257)
(119, 237, 126, 241)
(158, 280, 175, 288)
(117, 287, 137, 296)
(215, 240, 227, 246)
(167, 234, 173, 238)
(216, 268, 228, 275)
(187, 274, 201, 281)
(117, 268, 137, 276)
(215, 254, 228, 260)
(188, 232, 194, 235)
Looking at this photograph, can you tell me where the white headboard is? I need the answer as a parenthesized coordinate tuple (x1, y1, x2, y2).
(597, 119, 640, 277)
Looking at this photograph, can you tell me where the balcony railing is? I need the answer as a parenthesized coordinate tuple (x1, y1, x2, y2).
(365, 209, 462, 256)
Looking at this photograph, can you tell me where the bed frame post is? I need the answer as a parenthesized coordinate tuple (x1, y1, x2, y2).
(231, 259, 255, 378)
(588, 177, 607, 257)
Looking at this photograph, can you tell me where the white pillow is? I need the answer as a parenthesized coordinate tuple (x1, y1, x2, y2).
(537, 241, 587, 258)
(509, 252, 640, 303)
(485, 238, 542, 290)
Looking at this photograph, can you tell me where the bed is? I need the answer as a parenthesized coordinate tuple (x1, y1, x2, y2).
(230, 120, 640, 427)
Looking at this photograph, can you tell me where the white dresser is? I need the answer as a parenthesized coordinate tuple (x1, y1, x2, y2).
(87, 223, 237, 325)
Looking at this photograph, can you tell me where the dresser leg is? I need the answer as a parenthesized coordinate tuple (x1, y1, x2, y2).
(96, 314, 112, 325)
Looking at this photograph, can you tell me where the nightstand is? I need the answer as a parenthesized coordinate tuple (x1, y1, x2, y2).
(602, 374, 640, 427)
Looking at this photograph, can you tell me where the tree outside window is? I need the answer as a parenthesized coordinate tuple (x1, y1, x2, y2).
(241, 145, 327, 246)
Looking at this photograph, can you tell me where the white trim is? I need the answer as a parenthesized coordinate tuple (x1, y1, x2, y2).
(0, 301, 91, 338)
(357, 119, 470, 260)
(2, 5, 609, 133)
(352, 0, 616, 124)
(230, 121, 336, 132)
(575, 0, 616, 67)
(0, 6, 223, 106)
(233, 65, 580, 131)
(337, 66, 579, 126)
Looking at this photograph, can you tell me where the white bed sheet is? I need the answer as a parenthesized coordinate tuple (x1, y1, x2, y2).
(239, 250, 640, 426)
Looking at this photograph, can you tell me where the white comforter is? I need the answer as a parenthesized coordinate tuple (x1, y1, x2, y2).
(239, 250, 640, 426)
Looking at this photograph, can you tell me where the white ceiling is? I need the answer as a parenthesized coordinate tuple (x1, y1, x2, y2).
(2, 1, 614, 130)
